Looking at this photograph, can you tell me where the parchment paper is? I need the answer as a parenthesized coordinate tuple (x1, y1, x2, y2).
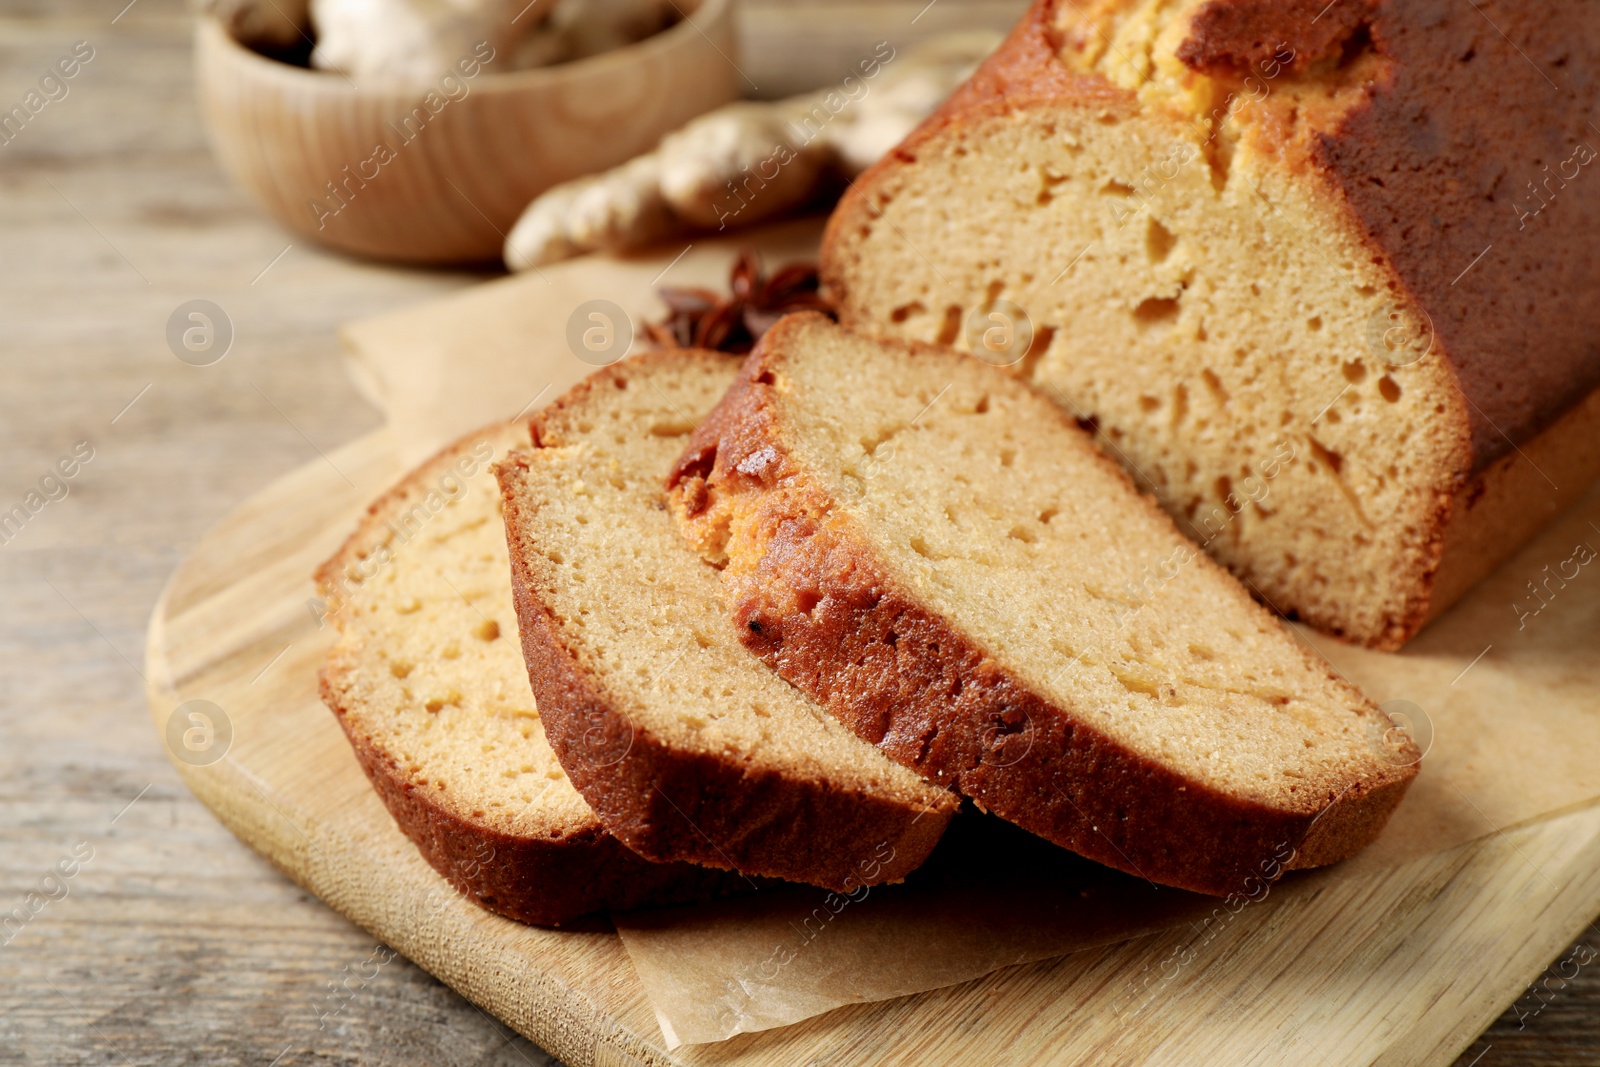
(612, 484, 1600, 1045)
(615, 809, 1219, 1047)
(342, 224, 1600, 1049)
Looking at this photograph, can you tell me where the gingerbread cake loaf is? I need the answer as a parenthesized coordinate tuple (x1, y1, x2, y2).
(821, 0, 1600, 648)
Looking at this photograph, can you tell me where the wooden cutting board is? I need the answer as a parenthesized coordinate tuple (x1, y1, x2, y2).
(145, 237, 1600, 1067)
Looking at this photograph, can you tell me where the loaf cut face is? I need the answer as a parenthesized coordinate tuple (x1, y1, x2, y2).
(318, 423, 746, 926)
(496, 349, 956, 892)
(822, 0, 1600, 648)
(669, 313, 1417, 896)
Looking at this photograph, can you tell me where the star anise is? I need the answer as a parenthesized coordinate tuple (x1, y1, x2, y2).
(644, 251, 836, 354)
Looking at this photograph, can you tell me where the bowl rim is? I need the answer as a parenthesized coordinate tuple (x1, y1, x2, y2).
(196, 0, 735, 96)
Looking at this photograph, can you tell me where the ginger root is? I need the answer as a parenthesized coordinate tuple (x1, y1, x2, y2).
(504, 31, 1001, 272)
(308, 0, 671, 84)
(309, 0, 538, 83)
(201, 0, 679, 84)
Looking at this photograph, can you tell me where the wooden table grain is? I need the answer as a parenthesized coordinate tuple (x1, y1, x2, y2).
(0, 1, 1593, 1064)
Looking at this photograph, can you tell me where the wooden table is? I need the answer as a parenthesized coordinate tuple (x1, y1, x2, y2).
(0, 1, 1592, 1063)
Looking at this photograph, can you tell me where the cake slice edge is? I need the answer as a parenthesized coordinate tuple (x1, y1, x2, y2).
(495, 349, 957, 893)
(667, 314, 1418, 897)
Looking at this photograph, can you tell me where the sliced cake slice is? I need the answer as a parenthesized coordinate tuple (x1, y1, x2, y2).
(495, 349, 956, 891)
(318, 423, 747, 926)
(668, 313, 1417, 896)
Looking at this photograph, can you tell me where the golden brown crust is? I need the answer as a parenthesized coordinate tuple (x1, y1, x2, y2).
(1175, 0, 1378, 75)
(320, 661, 746, 925)
(316, 422, 749, 927)
(1300, 0, 1600, 463)
(496, 350, 955, 893)
(668, 315, 1415, 897)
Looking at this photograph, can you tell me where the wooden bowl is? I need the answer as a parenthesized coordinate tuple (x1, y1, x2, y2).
(195, 0, 739, 265)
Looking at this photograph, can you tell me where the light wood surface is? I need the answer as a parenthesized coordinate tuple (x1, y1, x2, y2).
(195, 0, 738, 264)
(1, 1, 1596, 1064)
